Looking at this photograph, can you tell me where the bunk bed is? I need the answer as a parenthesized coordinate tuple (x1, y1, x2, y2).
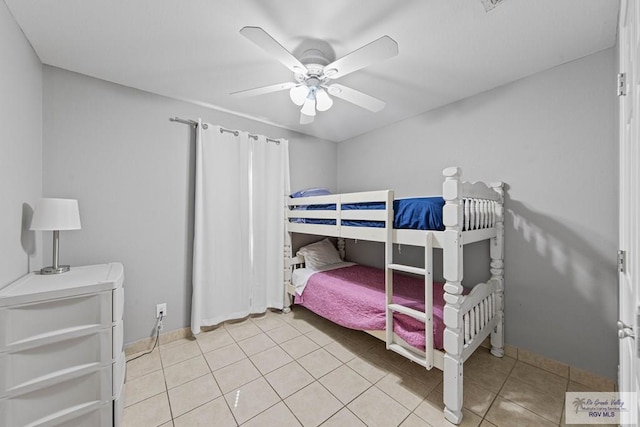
(283, 167, 504, 425)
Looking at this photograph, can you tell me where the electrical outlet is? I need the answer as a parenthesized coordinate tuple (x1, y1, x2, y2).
(156, 303, 167, 319)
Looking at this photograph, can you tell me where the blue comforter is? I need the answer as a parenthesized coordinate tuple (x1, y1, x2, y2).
(290, 197, 445, 231)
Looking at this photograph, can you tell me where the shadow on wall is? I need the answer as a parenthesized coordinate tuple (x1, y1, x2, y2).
(21, 203, 36, 273)
(505, 194, 617, 377)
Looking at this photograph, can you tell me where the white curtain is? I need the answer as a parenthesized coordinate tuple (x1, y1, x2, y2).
(191, 120, 290, 334)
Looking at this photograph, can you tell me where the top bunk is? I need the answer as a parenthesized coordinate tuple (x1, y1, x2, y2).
(286, 167, 504, 247)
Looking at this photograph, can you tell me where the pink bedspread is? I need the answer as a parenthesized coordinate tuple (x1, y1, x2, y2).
(295, 264, 461, 350)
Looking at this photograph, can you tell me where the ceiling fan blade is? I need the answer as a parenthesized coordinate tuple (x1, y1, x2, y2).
(300, 112, 315, 125)
(230, 82, 296, 98)
(240, 26, 308, 74)
(327, 84, 386, 112)
(324, 36, 398, 79)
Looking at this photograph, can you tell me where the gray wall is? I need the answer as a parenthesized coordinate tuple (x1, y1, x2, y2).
(338, 48, 618, 379)
(0, 1, 43, 287)
(42, 66, 337, 345)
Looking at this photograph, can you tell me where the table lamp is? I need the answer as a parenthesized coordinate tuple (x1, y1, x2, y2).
(30, 198, 81, 274)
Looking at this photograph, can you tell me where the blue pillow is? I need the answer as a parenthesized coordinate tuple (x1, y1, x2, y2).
(290, 187, 332, 198)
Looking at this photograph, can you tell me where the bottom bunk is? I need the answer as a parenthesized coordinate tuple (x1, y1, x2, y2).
(289, 258, 502, 360)
(292, 262, 466, 352)
(286, 239, 504, 425)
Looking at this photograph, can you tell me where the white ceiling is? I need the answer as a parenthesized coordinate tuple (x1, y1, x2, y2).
(6, 0, 619, 142)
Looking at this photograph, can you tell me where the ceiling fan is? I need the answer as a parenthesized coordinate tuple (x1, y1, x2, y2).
(231, 27, 399, 124)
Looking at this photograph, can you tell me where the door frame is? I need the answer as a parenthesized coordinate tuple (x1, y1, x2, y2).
(618, 1, 639, 426)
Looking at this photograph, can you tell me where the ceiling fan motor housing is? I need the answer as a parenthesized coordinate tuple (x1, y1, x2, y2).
(295, 49, 332, 82)
(300, 48, 331, 66)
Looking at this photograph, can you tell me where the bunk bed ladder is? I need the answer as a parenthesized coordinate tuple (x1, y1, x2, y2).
(385, 232, 434, 369)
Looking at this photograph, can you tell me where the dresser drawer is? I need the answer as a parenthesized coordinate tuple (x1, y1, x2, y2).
(0, 366, 111, 427)
(0, 328, 112, 397)
(55, 402, 113, 427)
(0, 291, 112, 351)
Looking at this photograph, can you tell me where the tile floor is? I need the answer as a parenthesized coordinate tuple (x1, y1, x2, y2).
(122, 306, 614, 427)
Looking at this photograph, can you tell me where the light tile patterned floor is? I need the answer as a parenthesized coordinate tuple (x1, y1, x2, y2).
(122, 306, 613, 427)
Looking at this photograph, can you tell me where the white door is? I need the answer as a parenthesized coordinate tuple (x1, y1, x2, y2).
(618, 1, 639, 426)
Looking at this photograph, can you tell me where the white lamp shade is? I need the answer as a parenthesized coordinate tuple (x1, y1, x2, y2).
(301, 97, 316, 116)
(30, 198, 81, 231)
(315, 88, 333, 112)
(289, 85, 310, 106)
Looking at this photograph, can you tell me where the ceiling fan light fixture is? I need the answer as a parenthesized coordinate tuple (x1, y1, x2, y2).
(315, 88, 333, 111)
(301, 97, 316, 116)
(289, 85, 309, 106)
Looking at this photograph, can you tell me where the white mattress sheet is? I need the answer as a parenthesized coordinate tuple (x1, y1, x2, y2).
(291, 262, 356, 295)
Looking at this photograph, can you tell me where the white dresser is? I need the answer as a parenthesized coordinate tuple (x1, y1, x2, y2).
(0, 263, 125, 427)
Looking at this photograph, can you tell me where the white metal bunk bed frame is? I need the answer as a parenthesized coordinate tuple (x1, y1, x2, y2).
(283, 167, 504, 425)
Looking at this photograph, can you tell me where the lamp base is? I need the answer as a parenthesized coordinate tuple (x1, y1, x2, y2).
(39, 265, 71, 275)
